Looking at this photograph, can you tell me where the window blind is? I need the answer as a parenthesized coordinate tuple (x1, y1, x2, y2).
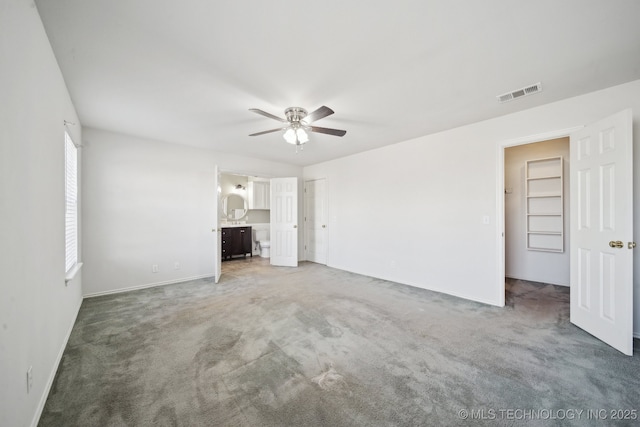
(65, 132, 78, 273)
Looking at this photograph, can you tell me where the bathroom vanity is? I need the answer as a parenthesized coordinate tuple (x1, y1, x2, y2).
(221, 226, 252, 260)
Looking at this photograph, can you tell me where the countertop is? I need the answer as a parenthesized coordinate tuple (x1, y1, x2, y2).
(220, 223, 269, 228)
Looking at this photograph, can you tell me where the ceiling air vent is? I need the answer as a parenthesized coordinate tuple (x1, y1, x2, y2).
(497, 82, 542, 103)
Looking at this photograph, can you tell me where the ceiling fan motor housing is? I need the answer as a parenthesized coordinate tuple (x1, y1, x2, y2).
(284, 107, 307, 123)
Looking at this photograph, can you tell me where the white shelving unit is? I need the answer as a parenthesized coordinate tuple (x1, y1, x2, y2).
(525, 156, 563, 252)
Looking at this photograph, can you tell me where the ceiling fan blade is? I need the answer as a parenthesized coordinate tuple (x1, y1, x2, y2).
(249, 108, 287, 123)
(249, 128, 285, 136)
(309, 126, 347, 137)
(304, 106, 334, 123)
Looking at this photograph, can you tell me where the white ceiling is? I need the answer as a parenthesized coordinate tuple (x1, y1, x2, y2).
(36, 0, 640, 166)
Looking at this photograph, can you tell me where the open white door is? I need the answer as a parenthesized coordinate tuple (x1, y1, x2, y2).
(304, 179, 328, 264)
(570, 109, 633, 355)
(271, 177, 298, 267)
(214, 165, 222, 283)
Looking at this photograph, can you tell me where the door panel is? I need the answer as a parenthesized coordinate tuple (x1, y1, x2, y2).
(305, 179, 328, 264)
(271, 177, 298, 267)
(570, 109, 633, 355)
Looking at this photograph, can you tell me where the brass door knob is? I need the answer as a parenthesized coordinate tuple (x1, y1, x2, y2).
(629, 242, 637, 249)
(609, 240, 624, 248)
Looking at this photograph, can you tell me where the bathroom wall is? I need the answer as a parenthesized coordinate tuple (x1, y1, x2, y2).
(220, 173, 270, 224)
(220, 173, 248, 198)
(504, 138, 570, 285)
(246, 210, 270, 224)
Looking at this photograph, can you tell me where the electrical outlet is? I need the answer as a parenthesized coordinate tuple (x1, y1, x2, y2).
(174, 262, 180, 270)
(27, 366, 33, 393)
(152, 264, 159, 273)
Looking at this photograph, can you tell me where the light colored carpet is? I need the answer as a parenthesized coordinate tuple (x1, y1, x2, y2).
(40, 259, 640, 426)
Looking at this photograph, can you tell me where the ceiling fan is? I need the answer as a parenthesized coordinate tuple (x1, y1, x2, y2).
(249, 106, 346, 148)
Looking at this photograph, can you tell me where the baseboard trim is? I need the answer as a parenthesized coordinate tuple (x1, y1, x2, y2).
(328, 263, 503, 307)
(83, 274, 214, 298)
(505, 274, 569, 287)
(30, 296, 83, 427)
(399, 278, 504, 307)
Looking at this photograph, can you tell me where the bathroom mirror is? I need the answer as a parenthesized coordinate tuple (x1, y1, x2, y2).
(222, 194, 247, 220)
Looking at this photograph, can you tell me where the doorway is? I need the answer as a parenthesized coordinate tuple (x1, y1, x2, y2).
(504, 138, 570, 287)
(219, 171, 271, 273)
(304, 178, 328, 264)
(497, 110, 634, 355)
(497, 127, 579, 308)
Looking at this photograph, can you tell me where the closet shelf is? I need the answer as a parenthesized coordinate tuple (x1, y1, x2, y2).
(528, 247, 564, 253)
(526, 175, 561, 180)
(525, 156, 563, 252)
(526, 193, 561, 198)
(527, 231, 562, 235)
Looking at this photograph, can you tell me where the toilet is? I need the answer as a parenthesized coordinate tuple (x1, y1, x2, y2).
(253, 229, 271, 258)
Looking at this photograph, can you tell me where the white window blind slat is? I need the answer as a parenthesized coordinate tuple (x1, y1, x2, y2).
(65, 132, 78, 273)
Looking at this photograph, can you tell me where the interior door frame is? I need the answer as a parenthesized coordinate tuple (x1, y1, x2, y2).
(304, 177, 329, 264)
(214, 164, 221, 283)
(496, 126, 583, 306)
(218, 168, 273, 259)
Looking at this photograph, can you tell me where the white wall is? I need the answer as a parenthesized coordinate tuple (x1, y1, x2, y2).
(81, 128, 302, 296)
(0, 2, 83, 426)
(505, 138, 570, 285)
(304, 79, 640, 335)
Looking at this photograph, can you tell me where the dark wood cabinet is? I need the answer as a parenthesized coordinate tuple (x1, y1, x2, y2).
(221, 226, 252, 260)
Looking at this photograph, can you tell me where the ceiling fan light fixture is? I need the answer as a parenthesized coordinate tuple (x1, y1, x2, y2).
(283, 127, 297, 144)
(283, 124, 309, 145)
(296, 127, 309, 143)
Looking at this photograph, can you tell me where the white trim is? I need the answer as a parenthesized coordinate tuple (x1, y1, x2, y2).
(83, 274, 214, 298)
(498, 127, 583, 148)
(64, 262, 83, 283)
(30, 296, 83, 427)
(505, 275, 569, 287)
(496, 145, 506, 307)
(398, 279, 502, 307)
(330, 264, 503, 307)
